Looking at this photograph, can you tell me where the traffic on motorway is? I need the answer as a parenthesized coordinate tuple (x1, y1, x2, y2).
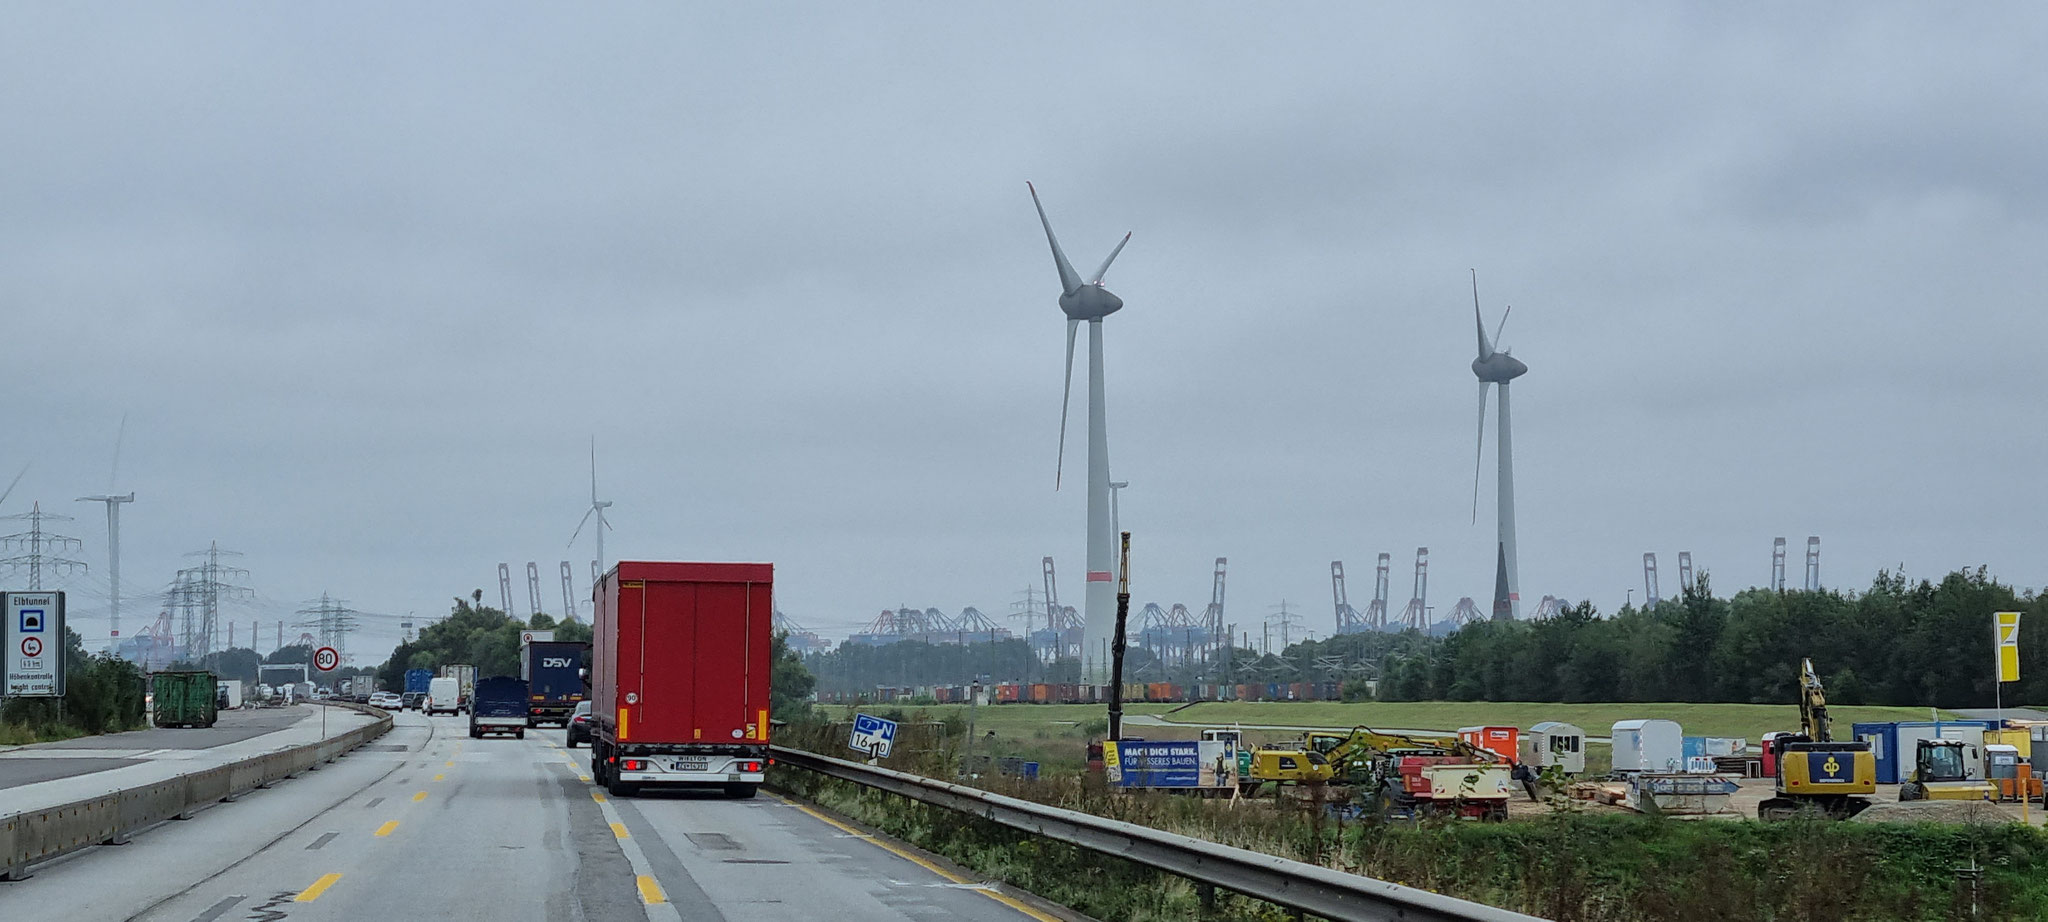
(2, 561, 1066, 921)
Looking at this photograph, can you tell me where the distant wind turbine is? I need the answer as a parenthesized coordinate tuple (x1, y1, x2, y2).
(79, 415, 134, 645)
(1030, 182, 1131, 683)
(568, 438, 613, 579)
(1469, 271, 1528, 621)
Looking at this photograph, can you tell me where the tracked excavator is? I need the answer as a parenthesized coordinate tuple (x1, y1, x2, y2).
(1245, 726, 1519, 820)
(1757, 658, 1877, 821)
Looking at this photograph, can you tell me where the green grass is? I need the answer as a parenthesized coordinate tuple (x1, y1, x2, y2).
(864, 700, 1953, 743)
(0, 722, 88, 745)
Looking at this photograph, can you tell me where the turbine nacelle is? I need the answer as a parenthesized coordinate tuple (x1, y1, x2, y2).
(1059, 284, 1123, 321)
(1472, 352, 1527, 383)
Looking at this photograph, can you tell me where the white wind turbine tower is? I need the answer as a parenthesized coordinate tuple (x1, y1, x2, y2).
(1468, 271, 1528, 620)
(1030, 182, 1131, 684)
(78, 417, 134, 649)
(568, 438, 613, 582)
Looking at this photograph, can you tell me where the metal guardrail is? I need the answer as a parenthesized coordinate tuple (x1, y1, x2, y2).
(771, 746, 1547, 922)
(0, 702, 393, 881)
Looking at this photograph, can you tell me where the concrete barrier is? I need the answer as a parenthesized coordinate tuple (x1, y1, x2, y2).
(0, 703, 391, 880)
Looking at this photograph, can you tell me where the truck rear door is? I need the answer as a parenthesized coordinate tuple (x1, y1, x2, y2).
(625, 575, 768, 744)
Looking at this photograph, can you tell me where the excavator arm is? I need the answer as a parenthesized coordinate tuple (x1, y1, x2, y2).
(1799, 657, 1832, 743)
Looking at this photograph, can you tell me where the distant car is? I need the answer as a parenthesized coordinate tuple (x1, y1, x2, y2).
(312, 688, 334, 700)
(401, 692, 424, 710)
(369, 691, 402, 709)
(565, 701, 592, 748)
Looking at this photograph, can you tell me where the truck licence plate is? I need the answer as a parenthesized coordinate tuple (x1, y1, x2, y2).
(673, 757, 710, 771)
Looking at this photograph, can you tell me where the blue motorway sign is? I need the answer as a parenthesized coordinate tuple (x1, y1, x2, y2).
(849, 713, 898, 758)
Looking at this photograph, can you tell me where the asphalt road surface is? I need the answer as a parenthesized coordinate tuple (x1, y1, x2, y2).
(0, 707, 314, 791)
(6, 710, 1071, 922)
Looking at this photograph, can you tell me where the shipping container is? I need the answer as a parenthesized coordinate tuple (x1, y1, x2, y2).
(404, 668, 434, 696)
(151, 671, 220, 728)
(1000, 683, 1023, 703)
(1147, 682, 1173, 702)
(1610, 719, 1683, 773)
(591, 561, 772, 798)
(1459, 726, 1520, 762)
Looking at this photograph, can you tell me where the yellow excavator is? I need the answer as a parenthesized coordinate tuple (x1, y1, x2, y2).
(1758, 658, 1876, 821)
(1245, 726, 1519, 820)
(1899, 738, 1998, 802)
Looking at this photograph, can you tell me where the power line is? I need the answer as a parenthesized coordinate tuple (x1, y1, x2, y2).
(0, 501, 88, 590)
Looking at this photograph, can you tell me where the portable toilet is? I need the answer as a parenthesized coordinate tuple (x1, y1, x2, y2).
(1611, 719, 1683, 773)
(1853, 722, 1902, 783)
(1521, 721, 1586, 774)
(1458, 726, 1520, 763)
(1760, 731, 1796, 779)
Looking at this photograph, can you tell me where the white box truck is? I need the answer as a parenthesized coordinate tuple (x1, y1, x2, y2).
(426, 676, 464, 716)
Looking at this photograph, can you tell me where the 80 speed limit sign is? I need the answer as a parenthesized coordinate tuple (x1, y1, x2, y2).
(314, 646, 340, 672)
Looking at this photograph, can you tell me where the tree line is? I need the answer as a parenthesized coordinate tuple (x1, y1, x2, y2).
(375, 591, 590, 690)
(1352, 567, 2043, 707)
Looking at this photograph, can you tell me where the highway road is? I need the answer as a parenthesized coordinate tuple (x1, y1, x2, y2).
(5, 710, 1074, 922)
(0, 708, 312, 790)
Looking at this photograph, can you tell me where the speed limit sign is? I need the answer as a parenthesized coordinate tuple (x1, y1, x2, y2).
(313, 646, 340, 672)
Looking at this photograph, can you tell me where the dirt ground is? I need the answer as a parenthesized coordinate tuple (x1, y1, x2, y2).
(1506, 776, 2048, 824)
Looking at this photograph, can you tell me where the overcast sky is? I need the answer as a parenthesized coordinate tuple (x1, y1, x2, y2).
(6, 5, 2045, 662)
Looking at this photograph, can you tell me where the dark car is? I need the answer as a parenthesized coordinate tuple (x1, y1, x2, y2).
(565, 700, 593, 748)
(401, 692, 424, 710)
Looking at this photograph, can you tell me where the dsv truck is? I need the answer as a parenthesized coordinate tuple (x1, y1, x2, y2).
(522, 640, 589, 727)
(590, 561, 772, 798)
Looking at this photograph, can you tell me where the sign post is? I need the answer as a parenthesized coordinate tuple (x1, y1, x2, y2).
(314, 645, 339, 738)
(3, 591, 67, 698)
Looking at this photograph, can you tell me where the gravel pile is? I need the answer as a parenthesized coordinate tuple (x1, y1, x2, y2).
(1852, 799, 2024, 824)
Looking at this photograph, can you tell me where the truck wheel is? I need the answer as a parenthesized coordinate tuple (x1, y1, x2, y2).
(724, 784, 757, 799)
(566, 736, 578, 749)
(515, 729, 526, 740)
(606, 774, 638, 797)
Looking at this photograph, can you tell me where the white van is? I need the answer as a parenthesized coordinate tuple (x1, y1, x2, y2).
(425, 676, 464, 716)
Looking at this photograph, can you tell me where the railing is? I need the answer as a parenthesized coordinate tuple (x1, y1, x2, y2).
(0, 702, 393, 880)
(771, 746, 1546, 922)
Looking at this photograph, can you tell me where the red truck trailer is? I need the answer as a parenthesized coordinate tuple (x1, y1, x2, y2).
(590, 561, 773, 798)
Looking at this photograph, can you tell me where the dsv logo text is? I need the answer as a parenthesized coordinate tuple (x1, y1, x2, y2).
(542, 658, 573, 668)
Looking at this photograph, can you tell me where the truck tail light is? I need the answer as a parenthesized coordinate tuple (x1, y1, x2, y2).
(623, 759, 645, 771)
(743, 761, 761, 772)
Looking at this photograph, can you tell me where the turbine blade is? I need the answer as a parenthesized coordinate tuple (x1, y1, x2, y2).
(569, 507, 595, 546)
(1089, 232, 1131, 285)
(1492, 305, 1511, 354)
(1056, 318, 1078, 490)
(111, 411, 126, 490)
(1472, 382, 1489, 525)
(1471, 269, 1492, 358)
(599, 510, 613, 532)
(589, 436, 598, 503)
(1028, 182, 1084, 294)
(0, 464, 24, 510)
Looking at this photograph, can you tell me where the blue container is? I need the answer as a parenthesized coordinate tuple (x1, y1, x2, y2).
(1852, 722, 1901, 783)
(1266, 683, 1282, 700)
(1681, 736, 1707, 760)
(1022, 762, 1040, 781)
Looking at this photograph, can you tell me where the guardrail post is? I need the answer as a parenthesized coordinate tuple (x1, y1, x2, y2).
(1197, 882, 1216, 916)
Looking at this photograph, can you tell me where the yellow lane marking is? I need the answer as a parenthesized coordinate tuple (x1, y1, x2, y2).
(579, 774, 592, 782)
(591, 791, 607, 804)
(374, 821, 400, 837)
(445, 760, 456, 767)
(787, 800, 1059, 922)
(610, 821, 630, 838)
(295, 873, 343, 902)
(412, 791, 428, 802)
(433, 773, 445, 782)
(636, 875, 666, 904)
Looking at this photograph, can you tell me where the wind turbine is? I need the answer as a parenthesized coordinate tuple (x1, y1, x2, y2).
(78, 415, 134, 648)
(568, 438, 613, 581)
(1029, 182, 1131, 684)
(1469, 271, 1527, 620)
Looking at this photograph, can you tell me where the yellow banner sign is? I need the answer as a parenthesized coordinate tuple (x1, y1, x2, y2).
(1996, 611, 2022, 683)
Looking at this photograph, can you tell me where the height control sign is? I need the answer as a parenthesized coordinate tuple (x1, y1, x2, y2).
(3, 591, 66, 697)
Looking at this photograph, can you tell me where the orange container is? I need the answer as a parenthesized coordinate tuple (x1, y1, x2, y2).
(1458, 726, 1520, 761)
